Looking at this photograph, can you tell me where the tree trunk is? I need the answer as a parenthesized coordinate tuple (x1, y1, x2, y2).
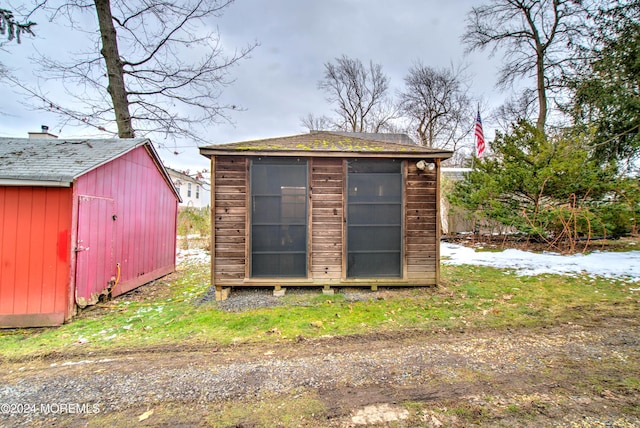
(94, 0, 134, 138)
(535, 50, 547, 133)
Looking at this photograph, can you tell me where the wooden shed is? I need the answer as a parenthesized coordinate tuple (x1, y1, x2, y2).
(0, 137, 180, 328)
(199, 131, 452, 293)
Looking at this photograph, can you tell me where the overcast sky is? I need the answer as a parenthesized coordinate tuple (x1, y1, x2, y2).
(1, 0, 512, 172)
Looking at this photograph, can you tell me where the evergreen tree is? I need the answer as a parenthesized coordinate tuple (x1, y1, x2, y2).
(569, 1, 640, 167)
(0, 8, 35, 45)
(450, 122, 638, 250)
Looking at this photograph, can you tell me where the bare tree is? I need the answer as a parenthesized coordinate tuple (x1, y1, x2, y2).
(398, 62, 473, 150)
(318, 55, 394, 133)
(493, 90, 538, 132)
(19, 0, 255, 141)
(463, 0, 588, 132)
(299, 113, 335, 132)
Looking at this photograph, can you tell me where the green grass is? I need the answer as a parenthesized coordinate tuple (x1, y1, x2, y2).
(1, 261, 638, 360)
(87, 390, 329, 428)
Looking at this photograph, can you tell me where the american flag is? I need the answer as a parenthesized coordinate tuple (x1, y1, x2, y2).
(475, 110, 485, 158)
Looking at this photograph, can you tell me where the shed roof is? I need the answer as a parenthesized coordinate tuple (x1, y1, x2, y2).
(199, 131, 453, 159)
(324, 131, 417, 145)
(0, 137, 177, 196)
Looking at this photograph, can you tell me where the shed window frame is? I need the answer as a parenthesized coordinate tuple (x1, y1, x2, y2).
(346, 159, 403, 278)
(249, 157, 308, 278)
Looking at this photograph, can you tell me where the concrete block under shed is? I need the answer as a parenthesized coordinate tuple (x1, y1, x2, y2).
(215, 287, 230, 301)
(273, 287, 286, 297)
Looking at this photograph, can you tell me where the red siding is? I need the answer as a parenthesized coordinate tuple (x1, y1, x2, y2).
(74, 196, 115, 307)
(0, 187, 72, 327)
(74, 146, 177, 301)
(0, 144, 177, 328)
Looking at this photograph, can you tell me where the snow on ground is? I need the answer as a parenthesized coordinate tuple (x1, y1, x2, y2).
(176, 248, 209, 265)
(175, 242, 640, 283)
(442, 242, 640, 283)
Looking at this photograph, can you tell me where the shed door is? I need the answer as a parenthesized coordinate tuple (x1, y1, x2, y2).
(347, 159, 402, 278)
(250, 158, 308, 277)
(75, 196, 115, 307)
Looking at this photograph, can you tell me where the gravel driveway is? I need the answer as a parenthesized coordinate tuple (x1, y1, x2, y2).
(1, 314, 639, 427)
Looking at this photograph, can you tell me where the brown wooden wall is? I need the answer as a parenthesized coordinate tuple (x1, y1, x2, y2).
(310, 158, 344, 281)
(211, 155, 440, 287)
(212, 157, 247, 282)
(405, 162, 438, 282)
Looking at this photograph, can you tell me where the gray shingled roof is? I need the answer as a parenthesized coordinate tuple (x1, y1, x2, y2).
(0, 137, 150, 185)
(199, 131, 453, 159)
(326, 131, 417, 145)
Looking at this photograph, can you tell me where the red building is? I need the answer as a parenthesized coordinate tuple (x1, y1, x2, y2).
(0, 136, 180, 328)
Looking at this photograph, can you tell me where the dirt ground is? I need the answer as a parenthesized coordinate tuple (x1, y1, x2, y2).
(1, 310, 639, 427)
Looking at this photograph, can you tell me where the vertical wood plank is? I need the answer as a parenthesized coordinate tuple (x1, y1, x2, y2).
(0, 188, 18, 314)
(244, 157, 251, 280)
(435, 158, 442, 284)
(27, 188, 46, 313)
(210, 156, 217, 289)
(13, 188, 33, 314)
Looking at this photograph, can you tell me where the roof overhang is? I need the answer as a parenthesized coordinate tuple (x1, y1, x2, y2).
(0, 178, 71, 187)
(143, 142, 183, 203)
(199, 148, 453, 159)
(198, 131, 453, 161)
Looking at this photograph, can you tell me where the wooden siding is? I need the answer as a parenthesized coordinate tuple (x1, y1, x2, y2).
(310, 158, 344, 280)
(212, 156, 440, 287)
(405, 162, 438, 282)
(0, 186, 72, 327)
(212, 157, 247, 282)
(74, 146, 178, 302)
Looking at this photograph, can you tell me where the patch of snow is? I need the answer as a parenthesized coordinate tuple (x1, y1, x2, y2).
(59, 358, 116, 367)
(176, 248, 209, 264)
(441, 242, 640, 282)
(174, 240, 640, 282)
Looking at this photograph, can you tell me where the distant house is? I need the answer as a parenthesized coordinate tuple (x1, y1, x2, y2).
(199, 131, 452, 293)
(0, 135, 180, 328)
(166, 167, 210, 209)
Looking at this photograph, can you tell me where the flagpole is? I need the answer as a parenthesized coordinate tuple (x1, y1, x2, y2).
(474, 105, 485, 162)
(476, 102, 480, 161)
(471, 103, 478, 169)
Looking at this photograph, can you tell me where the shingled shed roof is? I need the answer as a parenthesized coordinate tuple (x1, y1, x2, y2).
(326, 131, 417, 145)
(0, 137, 175, 192)
(199, 131, 453, 159)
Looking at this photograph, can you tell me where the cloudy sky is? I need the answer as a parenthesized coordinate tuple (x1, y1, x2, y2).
(1, 0, 512, 172)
